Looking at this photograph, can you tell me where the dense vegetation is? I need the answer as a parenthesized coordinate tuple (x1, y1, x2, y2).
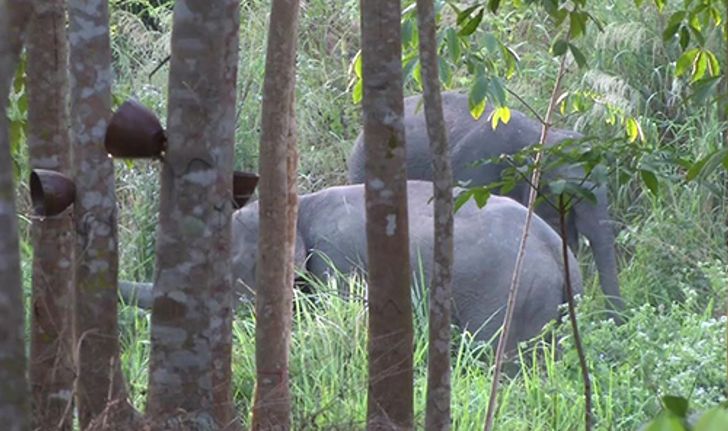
(11, 0, 728, 428)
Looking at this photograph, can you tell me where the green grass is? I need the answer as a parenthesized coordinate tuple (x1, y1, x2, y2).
(13, 0, 728, 429)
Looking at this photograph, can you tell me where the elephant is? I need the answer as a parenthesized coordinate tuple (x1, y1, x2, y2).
(121, 180, 582, 351)
(347, 91, 622, 319)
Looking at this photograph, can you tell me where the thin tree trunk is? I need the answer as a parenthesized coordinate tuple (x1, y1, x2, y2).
(26, 2, 74, 429)
(146, 1, 240, 427)
(559, 196, 592, 431)
(416, 0, 454, 429)
(483, 45, 570, 431)
(251, 0, 300, 427)
(67, 1, 138, 428)
(0, 1, 35, 429)
(360, 0, 414, 428)
(721, 0, 728, 393)
(208, 2, 241, 429)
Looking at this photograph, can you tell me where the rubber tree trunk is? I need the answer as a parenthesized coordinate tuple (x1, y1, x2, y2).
(360, 0, 414, 429)
(0, 1, 34, 429)
(67, 0, 138, 428)
(145, 1, 240, 427)
(207, 2, 240, 429)
(26, 2, 74, 429)
(416, 0, 454, 429)
(251, 0, 301, 428)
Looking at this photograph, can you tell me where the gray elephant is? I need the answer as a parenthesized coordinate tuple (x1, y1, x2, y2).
(122, 181, 582, 351)
(348, 91, 622, 318)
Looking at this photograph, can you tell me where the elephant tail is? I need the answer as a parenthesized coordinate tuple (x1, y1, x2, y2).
(119, 280, 153, 309)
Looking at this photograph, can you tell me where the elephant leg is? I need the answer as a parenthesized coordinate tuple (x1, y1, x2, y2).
(573, 195, 624, 321)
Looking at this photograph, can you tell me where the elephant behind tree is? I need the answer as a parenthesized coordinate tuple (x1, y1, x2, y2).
(122, 181, 582, 351)
(348, 91, 622, 319)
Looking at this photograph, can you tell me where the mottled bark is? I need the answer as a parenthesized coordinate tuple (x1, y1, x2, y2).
(208, 1, 241, 429)
(360, 0, 414, 429)
(722, 1, 728, 390)
(251, 0, 300, 428)
(68, 0, 137, 428)
(146, 0, 240, 426)
(26, 2, 74, 429)
(416, 0, 454, 429)
(0, 1, 35, 430)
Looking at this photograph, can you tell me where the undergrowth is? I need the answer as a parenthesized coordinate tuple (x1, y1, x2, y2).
(13, 0, 728, 429)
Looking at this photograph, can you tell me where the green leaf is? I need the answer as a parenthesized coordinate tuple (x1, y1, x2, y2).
(502, 44, 520, 78)
(568, 43, 587, 68)
(551, 39, 568, 56)
(569, 11, 586, 39)
(402, 18, 415, 46)
(679, 26, 690, 50)
(549, 179, 567, 195)
(662, 396, 689, 418)
(654, 0, 665, 13)
(468, 75, 488, 119)
(483, 32, 498, 53)
(459, 8, 484, 36)
(487, 0, 501, 14)
(446, 28, 460, 63)
(692, 51, 708, 82)
(403, 56, 418, 83)
(687, 148, 728, 181)
(454, 188, 491, 211)
(439, 57, 452, 87)
(662, 21, 681, 42)
(709, 6, 722, 26)
(456, 5, 480, 25)
(352, 79, 362, 103)
(704, 50, 720, 76)
(640, 169, 659, 195)
(666, 11, 686, 30)
(13, 56, 25, 94)
(625, 117, 644, 143)
(675, 48, 699, 77)
(694, 407, 728, 431)
(491, 106, 511, 128)
(413, 61, 422, 87)
(644, 412, 686, 431)
(353, 51, 362, 78)
(489, 77, 507, 106)
(690, 76, 721, 103)
(473, 188, 491, 207)
(454, 190, 472, 212)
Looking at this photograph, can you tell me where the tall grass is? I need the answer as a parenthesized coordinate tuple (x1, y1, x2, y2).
(11, 0, 728, 428)
(116, 255, 726, 429)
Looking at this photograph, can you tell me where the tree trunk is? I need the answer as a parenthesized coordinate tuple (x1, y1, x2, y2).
(251, 0, 300, 428)
(208, 2, 241, 429)
(26, 2, 74, 429)
(360, 0, 414, 429)
(146, 1, 240, 427)
(416, 0, 454, 429)
(67, 0, 138, 428)
(721, 0, 728, 392)
(0, 1, 34, 429)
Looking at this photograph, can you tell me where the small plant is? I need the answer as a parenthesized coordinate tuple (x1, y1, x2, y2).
(642, 396, 728, 430)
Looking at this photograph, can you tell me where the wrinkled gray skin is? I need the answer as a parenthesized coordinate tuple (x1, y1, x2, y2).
(348, 91, 622, 318)
(122, 181, 581, 351)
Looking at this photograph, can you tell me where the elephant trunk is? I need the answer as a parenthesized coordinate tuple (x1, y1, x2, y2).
(574, 193, 624, 322)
